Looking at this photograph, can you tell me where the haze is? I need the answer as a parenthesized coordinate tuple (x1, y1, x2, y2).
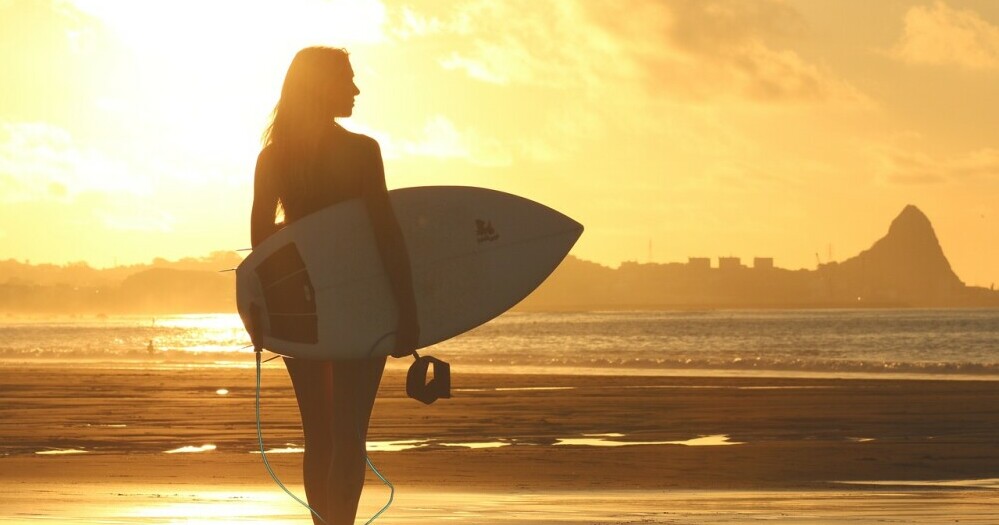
(2, 0, 997, 287)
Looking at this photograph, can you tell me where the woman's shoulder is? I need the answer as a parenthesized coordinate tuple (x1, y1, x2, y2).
(331, 125, 381, 153)
(257, 143, 279, 165)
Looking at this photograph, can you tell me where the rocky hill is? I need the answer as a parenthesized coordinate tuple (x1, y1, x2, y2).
(817, 205, 966, 304)
(518, 205, 998, 310)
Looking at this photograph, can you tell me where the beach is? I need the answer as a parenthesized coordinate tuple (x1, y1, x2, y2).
(2, 362, 998, 523)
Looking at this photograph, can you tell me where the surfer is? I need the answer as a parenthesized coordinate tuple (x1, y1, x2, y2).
(250, 46, 420, 525)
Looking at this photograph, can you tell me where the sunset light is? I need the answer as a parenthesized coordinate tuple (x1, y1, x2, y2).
(1, 1, 996, 287)
(3, 3, 999, 524)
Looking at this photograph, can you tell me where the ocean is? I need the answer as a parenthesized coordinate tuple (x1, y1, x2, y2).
(1, 309, 997, 378)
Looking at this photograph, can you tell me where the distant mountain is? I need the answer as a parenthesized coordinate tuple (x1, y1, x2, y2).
(0, 252, 239, 314)
(517, 205, 998, 310)
(818, 205, 966, 304)
(0, 251, 242, 288)
(1, 207, 996, 314)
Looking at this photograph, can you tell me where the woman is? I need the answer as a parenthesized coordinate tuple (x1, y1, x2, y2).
(251, 46, 420, 525)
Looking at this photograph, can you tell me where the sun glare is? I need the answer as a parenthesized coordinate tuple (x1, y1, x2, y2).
(62, 0, 390, 179)
(156, 314, 243, 331)
(130, 491, 292, 522)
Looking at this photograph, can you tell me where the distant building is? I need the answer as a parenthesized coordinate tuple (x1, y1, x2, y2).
(753, 257, 774, 270)
(718, 257, 742, 270)
(687, 257, 711, 269)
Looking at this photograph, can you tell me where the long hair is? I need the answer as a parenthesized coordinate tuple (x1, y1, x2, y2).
(262, 46, 351, 215)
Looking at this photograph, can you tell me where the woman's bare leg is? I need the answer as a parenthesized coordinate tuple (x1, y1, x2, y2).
(326, 357, 386, 524)
(285, 358, 334, 524)
(285, 356, 386, 525)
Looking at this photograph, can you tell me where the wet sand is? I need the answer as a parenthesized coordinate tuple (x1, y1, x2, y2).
(2, 362, 999, 523)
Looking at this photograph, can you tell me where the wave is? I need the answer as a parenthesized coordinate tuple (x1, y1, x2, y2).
(2, 310, 997, 377)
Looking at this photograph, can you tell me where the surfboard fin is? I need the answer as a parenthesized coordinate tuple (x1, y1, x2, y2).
(406, 353, 451, 405)
(247, 302, 264, 354)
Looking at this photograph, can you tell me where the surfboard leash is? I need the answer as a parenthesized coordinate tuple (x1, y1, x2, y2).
(248, 301, 330, 524)
(357, 337, 398, 524)
(250, 315, 449, 523)
(255, 348, 329, 524)
(255, 348, 395, 525)
(251, 319, 396, 524)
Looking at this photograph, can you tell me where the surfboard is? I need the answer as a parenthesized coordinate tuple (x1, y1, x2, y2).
(236, 186, 582, 360)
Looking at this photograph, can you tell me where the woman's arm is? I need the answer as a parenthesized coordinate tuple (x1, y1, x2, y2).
(251, 148, 281, 248)
(361, 138, 420, 357)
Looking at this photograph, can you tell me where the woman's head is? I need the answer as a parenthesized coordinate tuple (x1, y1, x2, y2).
(264, 46, 359, 146)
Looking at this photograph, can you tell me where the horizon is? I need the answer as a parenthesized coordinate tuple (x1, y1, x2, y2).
(5, 202, 991, 289)
(2, 1, 998, 287)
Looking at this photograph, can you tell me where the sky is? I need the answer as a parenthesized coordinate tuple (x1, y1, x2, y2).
(1, 0, 997, 287)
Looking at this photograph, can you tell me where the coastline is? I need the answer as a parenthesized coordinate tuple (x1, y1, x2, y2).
(2, 365, 998, 522)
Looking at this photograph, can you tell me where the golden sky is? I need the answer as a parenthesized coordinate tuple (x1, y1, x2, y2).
(1, 0, 997, 287)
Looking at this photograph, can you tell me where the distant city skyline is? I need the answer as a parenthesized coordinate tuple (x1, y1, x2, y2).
(2, 203, 994, 314)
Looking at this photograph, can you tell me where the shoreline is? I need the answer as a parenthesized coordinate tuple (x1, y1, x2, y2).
(4, 484, 998, 524)
(3, 358, 999, 382)
(3, 365, 998, 522)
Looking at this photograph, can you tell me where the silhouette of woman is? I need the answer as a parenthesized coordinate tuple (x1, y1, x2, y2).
(250, 46, 419, 525)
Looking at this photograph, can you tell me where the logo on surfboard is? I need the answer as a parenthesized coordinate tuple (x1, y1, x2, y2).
(476, 219, 499, 243)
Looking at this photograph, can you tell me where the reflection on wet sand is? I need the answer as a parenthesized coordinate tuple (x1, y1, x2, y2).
(366, 439, 428, 452)
(253, 434, 745, 454)
(5, 365, 999, 524)
(555, 433, 744, 447)
(444, 441, 510, 449)
(164, 444, 217, 454)
(836, 478, 999, 489)
(34, 448, 89, 455)
(6, 484, 999, 524)
(250, 446, 304, 454)
(126, 490, 289, 523)
(250, 440, 514, 453)
(454, 386, 577, 392)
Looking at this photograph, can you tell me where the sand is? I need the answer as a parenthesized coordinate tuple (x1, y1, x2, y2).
(2, 361, 998, 523)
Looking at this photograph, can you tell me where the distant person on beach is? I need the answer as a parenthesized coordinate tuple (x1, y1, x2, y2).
(250, 46, 420, 525)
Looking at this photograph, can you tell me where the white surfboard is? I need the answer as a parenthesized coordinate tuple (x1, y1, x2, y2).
(236, 186, 582, 360)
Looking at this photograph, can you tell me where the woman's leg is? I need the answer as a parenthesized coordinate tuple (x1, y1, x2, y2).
(284, 358, 334, 524)
(326, 356, 387, 524)
(285, 356, 387, 525)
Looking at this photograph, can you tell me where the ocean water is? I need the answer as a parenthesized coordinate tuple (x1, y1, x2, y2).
(0, 309, 997, 377)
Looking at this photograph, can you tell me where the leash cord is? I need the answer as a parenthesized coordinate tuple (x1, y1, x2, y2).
(255, 334, 398, 524)
(255, 350, 328, 524)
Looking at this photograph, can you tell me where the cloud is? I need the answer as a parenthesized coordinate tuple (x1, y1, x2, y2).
(695, 39, 869, 104)
(394, 5, 447, 39)
(439, 52, 513, 85)
(891, 1, 999, 70)
(393, 0, 869, 106)
(415, 1, 624, 92)
(664, 0, 806, 54)
(400, 115, 512, 167)
(639, 1, 870, 105)
(875, 142, 999, 185)
(380, 0, 875, 180)
(0, 121, 148, 202)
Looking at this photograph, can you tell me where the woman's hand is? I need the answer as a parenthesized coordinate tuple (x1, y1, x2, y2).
(391, 309, 420, 358)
